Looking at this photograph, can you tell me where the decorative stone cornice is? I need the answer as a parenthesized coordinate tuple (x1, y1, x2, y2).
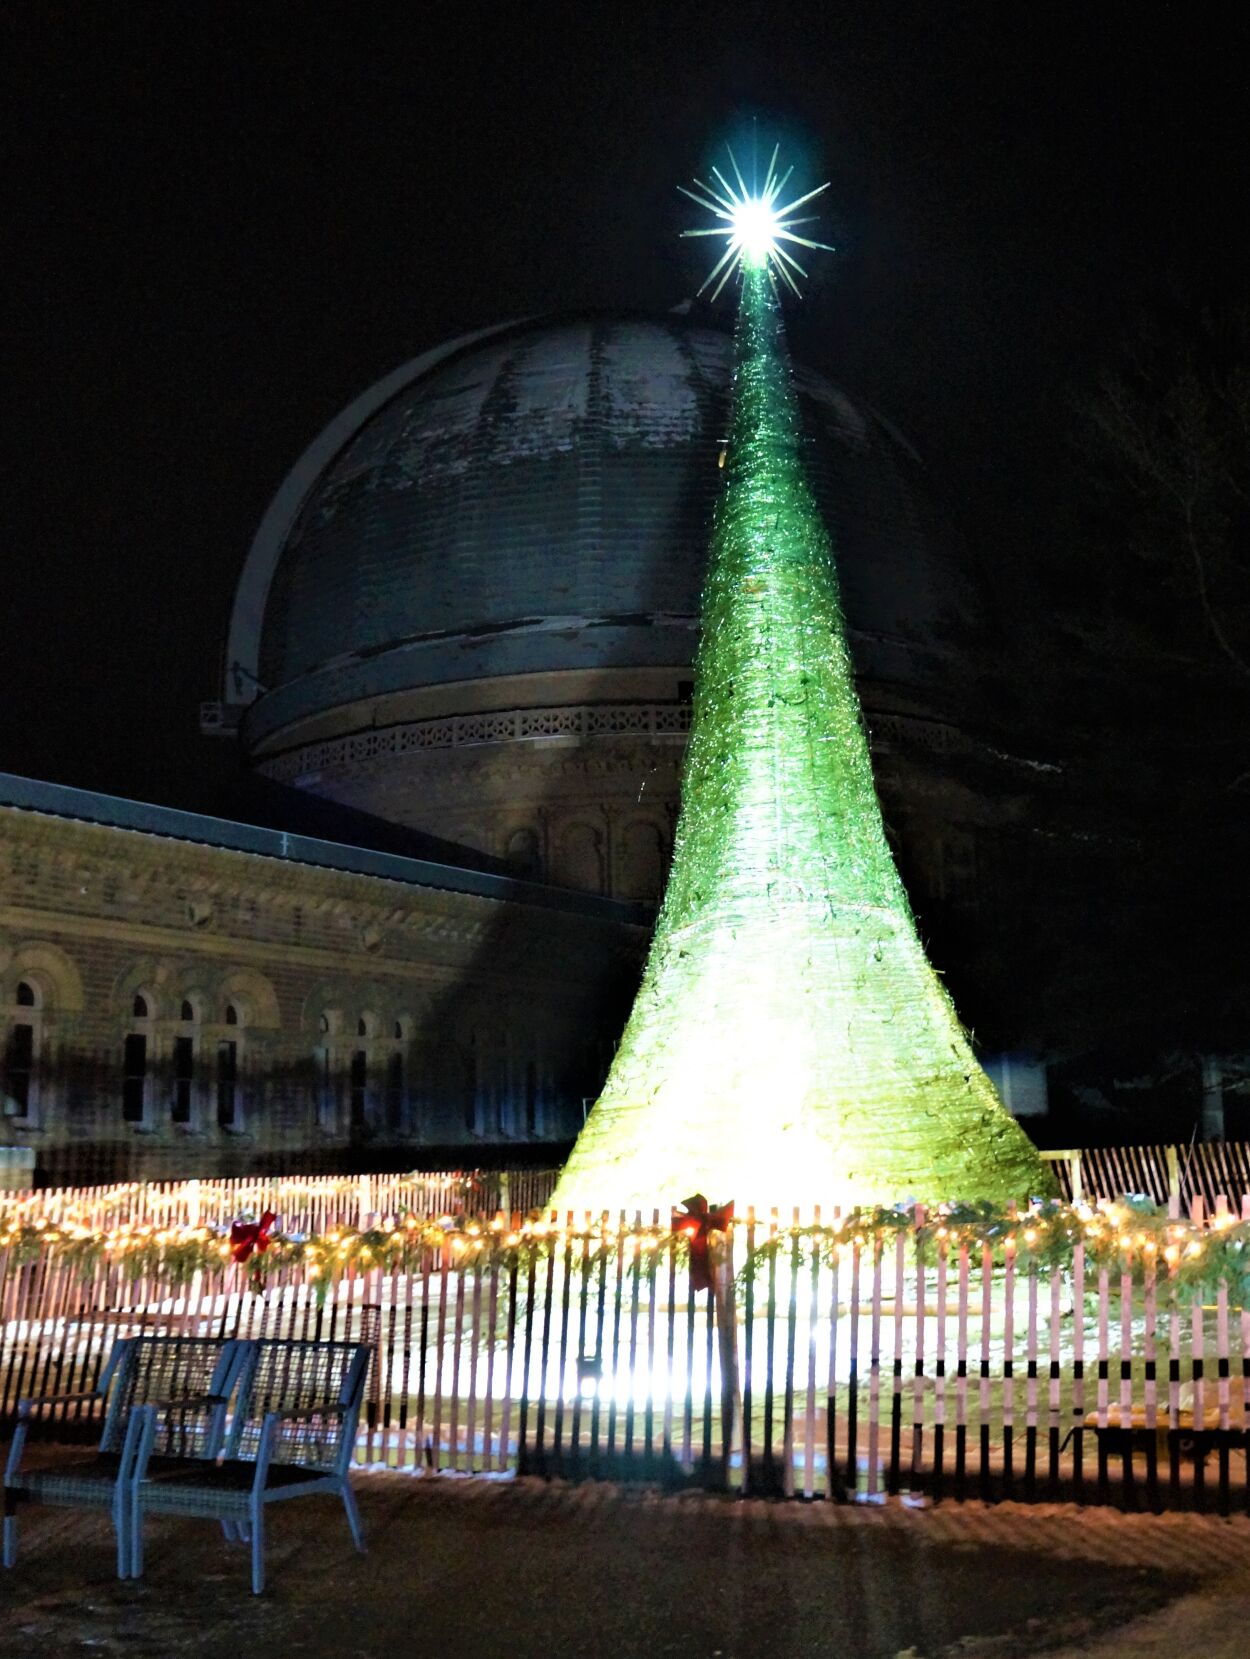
(0, 808, 644, 988)
(255, 700, 989, 792)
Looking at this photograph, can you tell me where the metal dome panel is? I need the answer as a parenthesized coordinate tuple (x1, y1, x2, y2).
(242, 313, 962, 746)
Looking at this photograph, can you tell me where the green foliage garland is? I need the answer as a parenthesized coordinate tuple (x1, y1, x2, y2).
(3, 1200, 1249, 1304)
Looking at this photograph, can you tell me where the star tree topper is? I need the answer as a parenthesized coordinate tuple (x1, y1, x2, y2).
(679, 142, 834, 299)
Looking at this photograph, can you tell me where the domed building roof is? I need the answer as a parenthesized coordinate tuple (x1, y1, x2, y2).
(227, 311, 963, 750)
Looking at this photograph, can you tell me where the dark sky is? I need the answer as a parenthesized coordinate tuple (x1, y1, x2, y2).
(6, 0, 1249, 809)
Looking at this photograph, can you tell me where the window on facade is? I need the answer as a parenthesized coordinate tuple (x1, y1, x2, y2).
(525, 1060, 538, 1137)
(172, 1035, 195, 1125)
(180, 999, 195, 1022)
(133, 993, 149, 1019)
(385, 1051, 405, 1132)
(466, 1033, 479, 1135)
(316, 1012, 340, 1133)
(617, 821, 666, 902)
(216, 1040, 238, 1128)
(350, 1049, 368, 1131)
(4, 1021, 34, 1120)
(225, 1003, 239, 1027)
(505, 826, 542, 880)
(554, 822, 604, 894)
(122, 1032, 148, 1122)
(4, 981, 41, 1123)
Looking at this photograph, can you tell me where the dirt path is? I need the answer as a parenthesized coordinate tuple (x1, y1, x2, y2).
(3, 1476, 1247, 1658)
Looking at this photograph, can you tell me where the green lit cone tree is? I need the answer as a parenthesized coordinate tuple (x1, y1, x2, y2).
(553, 204, 1052, 1215)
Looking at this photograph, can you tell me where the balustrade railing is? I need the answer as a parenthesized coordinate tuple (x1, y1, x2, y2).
(260, 702, 695, 782)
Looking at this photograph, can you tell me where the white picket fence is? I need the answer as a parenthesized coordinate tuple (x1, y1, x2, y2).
(4, 1186, 1250, 1512)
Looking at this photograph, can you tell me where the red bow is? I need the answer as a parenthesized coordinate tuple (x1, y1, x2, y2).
(672, 1194, 734, 1293)
(230, 1210, 276, 1265)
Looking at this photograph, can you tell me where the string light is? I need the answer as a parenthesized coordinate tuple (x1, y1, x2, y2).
(2, 1196, 1249, 1304)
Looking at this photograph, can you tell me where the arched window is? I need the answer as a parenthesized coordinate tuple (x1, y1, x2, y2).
(504, 826, 542, 880)
(216, 1002, 243, 1130)
(617, 821, 667, 902)
(553, 822, 604, 894)
(172, 999, 200, 1127)
(349, 1013, 378, 1133)
(4, 980, 42, 1125)
(123, 991, 155, 1124)
(315, 1010, 342, 1134)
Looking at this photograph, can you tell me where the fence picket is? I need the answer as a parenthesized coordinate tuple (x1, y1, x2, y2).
(978, 1242, 992, 1501)
(1047, 1262, 1061, 1496)
(1002, 1237, 1016, 1497)
(867, 1238, 883, 1499)
(954, 1241, 969, 1502)
(1024, 1259, 1038, 1499)
(782, 1219, 799, 1498)
(933, 1238, 947, 1503)
(825, 1231, 841, 1501)
(1118, 1262, 1134, 1504)
(802, 1213, 820, 1499)
(846, 1235, 861, 1499)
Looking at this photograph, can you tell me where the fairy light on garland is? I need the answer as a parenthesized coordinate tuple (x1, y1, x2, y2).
(551, 144, 1052, 1215)
(4, 1199, 1249, 1302)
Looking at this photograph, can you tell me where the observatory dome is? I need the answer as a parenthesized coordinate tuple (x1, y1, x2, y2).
(223, 311, 970, 900)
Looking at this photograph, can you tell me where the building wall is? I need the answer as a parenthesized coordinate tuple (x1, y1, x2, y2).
(0, 804, 644, 1184)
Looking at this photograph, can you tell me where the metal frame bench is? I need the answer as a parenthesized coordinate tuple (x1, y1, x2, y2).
(131, 1337, 370, 1594)
(3, 1335, 241, 1578)
(1084, 1404, 1249, 1457)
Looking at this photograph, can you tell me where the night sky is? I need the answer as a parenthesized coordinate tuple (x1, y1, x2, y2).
(7, 1, 1249, 810)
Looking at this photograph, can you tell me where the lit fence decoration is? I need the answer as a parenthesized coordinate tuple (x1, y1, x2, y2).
(6, 1184, 1250, 1513)
(0, 1169, 559, 1235)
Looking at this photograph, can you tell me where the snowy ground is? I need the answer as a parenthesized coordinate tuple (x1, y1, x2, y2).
(3, 1469, 1248, 1657)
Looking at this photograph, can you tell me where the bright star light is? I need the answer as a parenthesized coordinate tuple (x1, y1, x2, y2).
(679, 142, 834, 300)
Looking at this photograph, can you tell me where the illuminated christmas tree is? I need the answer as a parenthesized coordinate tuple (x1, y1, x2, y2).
(553, 150, 1051, 1213)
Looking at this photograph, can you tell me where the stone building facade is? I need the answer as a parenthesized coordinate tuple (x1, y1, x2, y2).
(0, 777, 644, 1185)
